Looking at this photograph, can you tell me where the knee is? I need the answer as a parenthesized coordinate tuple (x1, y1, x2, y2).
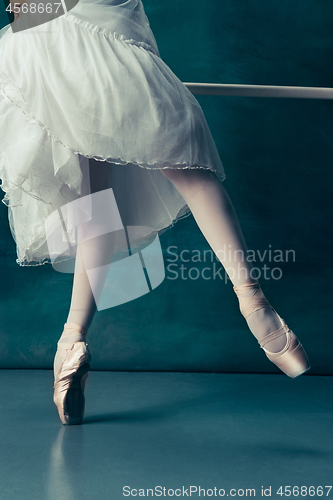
(160, 166, 217, 187)
(161, 166, 213, 180)
(160, 168, 182, 182)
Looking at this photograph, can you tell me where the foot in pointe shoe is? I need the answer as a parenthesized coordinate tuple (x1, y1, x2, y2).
(233, 278, 311, 378)
(53, 323, 92, 425)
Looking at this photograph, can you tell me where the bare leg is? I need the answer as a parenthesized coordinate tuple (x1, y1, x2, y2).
(160, 167, 285, 352)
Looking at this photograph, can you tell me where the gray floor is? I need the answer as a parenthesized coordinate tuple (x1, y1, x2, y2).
(0, 371, 332, 500)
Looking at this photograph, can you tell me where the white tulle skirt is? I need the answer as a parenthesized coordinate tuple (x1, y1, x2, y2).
(0, 0, 225, 267)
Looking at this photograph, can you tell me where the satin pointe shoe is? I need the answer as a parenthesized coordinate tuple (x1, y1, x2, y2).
(233, 278, 311, 378)
(53, 324, 92, 425)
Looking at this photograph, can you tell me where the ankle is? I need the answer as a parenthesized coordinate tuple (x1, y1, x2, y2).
(233, 278, 269, 317)
(58, 322, 88, 345)
(233, 278, 288, 353)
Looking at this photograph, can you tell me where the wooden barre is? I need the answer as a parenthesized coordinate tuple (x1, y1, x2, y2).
(183, 82, 333, 99)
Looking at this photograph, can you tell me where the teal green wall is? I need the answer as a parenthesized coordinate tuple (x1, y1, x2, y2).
(0, 1, 332, 373)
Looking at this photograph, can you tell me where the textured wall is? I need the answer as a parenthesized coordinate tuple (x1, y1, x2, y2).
(0, 0, 332, 373)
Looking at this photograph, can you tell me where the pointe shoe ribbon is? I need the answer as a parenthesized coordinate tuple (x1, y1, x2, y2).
(53, 323, 91, 425)
(233, 278, 311, 378)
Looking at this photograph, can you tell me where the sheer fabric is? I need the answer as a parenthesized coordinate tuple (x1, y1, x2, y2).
(0, 0, 225, 266)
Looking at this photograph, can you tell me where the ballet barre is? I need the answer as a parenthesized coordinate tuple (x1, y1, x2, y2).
(183, 83, 333, 99)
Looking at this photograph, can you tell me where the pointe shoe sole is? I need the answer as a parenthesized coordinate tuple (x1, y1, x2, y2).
(53, 342, 91, 425)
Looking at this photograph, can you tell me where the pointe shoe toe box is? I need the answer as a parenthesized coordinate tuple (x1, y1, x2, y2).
(233, 278, 311, 378)
(263, 330, 311, 378)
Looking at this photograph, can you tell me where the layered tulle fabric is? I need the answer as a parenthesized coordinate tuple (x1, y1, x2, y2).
(0, 0, 225, 267)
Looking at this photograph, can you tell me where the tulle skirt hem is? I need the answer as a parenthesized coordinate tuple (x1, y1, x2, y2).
(0, 11, 225, 267)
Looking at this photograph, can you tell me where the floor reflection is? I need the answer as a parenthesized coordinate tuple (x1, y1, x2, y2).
(48, 425, 85, 500)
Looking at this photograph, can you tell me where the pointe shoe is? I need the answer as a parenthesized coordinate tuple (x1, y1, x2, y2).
(233, 278, 311, 378)
(53, 324, 92, 425)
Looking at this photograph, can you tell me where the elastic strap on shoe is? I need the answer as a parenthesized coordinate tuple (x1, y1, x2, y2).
(259, 324, 290, 349)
